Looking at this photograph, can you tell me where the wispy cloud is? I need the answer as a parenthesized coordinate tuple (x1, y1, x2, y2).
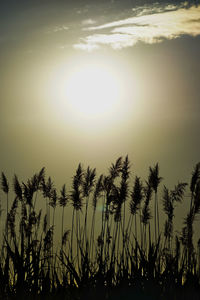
(45, 25, 69, 34)
(53, 25, 69, 32)
(74, 43, 99, 51)
(74, 4, 200, 51)
(82, 19, 96, 26)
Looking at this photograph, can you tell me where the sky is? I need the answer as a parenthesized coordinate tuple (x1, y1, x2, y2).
(0, 0, 200, 233)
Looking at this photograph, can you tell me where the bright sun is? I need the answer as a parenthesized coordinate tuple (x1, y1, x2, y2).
(65, 64, 121, 118)
(48, 55, 134, 128)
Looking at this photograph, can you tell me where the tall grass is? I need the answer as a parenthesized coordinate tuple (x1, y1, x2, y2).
(0, 157, 200, 299)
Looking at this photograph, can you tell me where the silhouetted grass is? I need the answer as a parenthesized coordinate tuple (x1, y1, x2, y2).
(0, 157, 200, 299)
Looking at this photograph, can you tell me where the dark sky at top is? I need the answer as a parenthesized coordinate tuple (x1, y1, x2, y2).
(1, 0, 199, 24)
(0, 0, 199, 52)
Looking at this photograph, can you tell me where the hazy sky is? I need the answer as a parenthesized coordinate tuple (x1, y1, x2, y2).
(0, 0, 200, 196)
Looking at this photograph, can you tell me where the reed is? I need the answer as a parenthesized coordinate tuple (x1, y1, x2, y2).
(0, 157, 200, 299)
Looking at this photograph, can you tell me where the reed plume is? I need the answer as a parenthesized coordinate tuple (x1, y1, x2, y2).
(0, 158, 200, 299)
(148, 163, 162, 242)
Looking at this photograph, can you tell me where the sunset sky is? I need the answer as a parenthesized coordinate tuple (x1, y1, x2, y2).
(0, 0, 200, 197)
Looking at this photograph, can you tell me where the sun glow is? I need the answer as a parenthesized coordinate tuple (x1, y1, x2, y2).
(48, 55, 136, 130)
(65, 64, 121, 118)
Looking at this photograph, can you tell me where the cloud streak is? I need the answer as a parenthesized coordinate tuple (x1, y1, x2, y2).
(45, 25, 69, 34)
(74, 4, 200, 51)
(82, 18, 96, 26)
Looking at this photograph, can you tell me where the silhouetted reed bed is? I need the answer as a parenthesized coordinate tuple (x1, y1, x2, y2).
(0, 157, 200, 299)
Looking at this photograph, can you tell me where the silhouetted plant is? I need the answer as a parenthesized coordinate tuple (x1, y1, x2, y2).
(59, 184, 68, 253)
(148, 163, 162, 243)
(142, 181, 152, 249)
(163, 183, 187, 250)
(130, 176, 143, 243)
(70, 163, 84, 265)
(1, 172, 9, 241)
(0, 158, 200, 300)
(82, 166, 96, 249)
(90, 174, 103, 259)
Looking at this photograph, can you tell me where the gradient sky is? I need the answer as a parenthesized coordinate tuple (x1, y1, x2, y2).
(0, 0, 200, 222)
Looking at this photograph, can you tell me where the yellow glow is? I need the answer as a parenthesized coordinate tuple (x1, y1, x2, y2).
(48, 54, 138, 131)
(65, 64, 121, 118)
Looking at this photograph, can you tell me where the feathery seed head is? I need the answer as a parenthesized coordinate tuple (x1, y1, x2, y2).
(109, 156, 122, 180)
(83, 166, 96, 197)
(149, 163, 162, 193)
(190, 162, 200, 194)
(93, 174, 103, 209)
(1, 172, 9, 194)
(50, 189, 57, 208)
(130, 176, 143, 215)
(13, 174, 22, 200)
(59, 184, 68, 207)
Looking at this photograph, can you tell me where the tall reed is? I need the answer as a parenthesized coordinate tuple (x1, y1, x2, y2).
(0, 158, 200, 299)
